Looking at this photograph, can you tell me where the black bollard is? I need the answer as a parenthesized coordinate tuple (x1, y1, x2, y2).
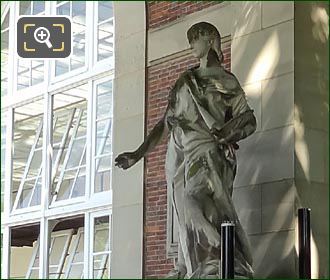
(220, 222, 235, 279)
(298, 208, 311, 279)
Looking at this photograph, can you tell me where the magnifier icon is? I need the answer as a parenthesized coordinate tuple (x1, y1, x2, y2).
(34, 26, 53, 48)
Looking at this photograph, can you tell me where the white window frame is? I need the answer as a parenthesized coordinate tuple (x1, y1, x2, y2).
(51, 107, 87, 206)
(50, 1, 91, 84)
(1, 4, 11, 99)
(11, 119, 43, 212)
(91, 77, 113, 196)
(15, 1, 48, 93)
(92, 1, 115, 73)
(89, 211, 111, 279)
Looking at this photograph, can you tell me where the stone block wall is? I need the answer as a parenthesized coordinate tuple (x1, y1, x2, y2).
(230, 2, 297, 278)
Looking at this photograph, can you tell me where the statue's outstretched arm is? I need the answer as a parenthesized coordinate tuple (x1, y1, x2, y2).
(115, 117, 168, 170)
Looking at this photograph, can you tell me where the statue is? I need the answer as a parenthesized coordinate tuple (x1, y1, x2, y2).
(115, 22, 256, 278)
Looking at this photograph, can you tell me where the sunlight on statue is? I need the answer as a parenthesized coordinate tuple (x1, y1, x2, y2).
(115, 22, 257, 279)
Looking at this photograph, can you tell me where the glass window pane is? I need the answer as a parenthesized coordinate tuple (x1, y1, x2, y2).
(67, 264, 83, 278)
(20, 1, 32, 15)
(27, 149, 42, 178)
(31, 61, 44, 86)
(57, 2, 70, 16)
(93, 254, 109, 278)
(96, 156, 111, 174)
(76, 109, 87, 138)
(96, 82, 113, 119)
(49, 266, 59, 279)
(56, 1, 86, 76)
(30, 177, 42, 206)
(71, 25, 85, 70)
(72, 232, 84, 263)
(32, 1, 45, 14)
(56, 169, 77, 201)
(17, 181, 34, 209)
(52, 90, 87, 203)
(93, 216, 109, 252)
(1, 29, 9, 96)
(98, 1, 113, 23)
(50, 236, 67, 265)
(13, 103, 43, 211)
(96, 119, 111, 155)
(29, 269, 39, 279)
(72, 1, 86, 24)
(55, 60, 69, 76)
(17, 59, 31, 90)
(2, 10, 10, 98)
(98, 21, 114, 62)
(2, 11, 10, 29)
(71, 167, 85, 198)
(66, 138, 85, 169)
(53, 110, 74, 144)
(1, 123, 6, 212)
(94, 166, 110, 193)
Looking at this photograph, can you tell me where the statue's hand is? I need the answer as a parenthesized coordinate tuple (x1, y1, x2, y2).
(115, 152, 138, 170)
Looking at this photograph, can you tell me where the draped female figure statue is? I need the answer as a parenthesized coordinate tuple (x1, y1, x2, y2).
(115, 22, 256, 278)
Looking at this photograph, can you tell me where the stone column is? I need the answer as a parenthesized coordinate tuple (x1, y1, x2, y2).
(111, 2, 146, 278)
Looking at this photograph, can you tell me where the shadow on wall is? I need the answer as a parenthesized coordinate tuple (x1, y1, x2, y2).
(232, 2, 328, 279)
(294, 2, 329, 278)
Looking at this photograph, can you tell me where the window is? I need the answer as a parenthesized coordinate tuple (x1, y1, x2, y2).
(55, 1, 86, 77)
(51, 84, 88, 204)
(96, 2, 114, 62)
(26, 229, 74, 279)
(63, 228, 84, 278)
(93, 80, 113, 193)
(1, 8, 10, 98)
(1, 116, 6, 212)
(17, 1, 45, 90)
(12, 99, 44, 211)
(2, 1, 115, 278)
(91, 214, 111, 278)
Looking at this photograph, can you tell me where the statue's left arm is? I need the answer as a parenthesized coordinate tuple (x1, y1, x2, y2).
(212, 73, 257, 144)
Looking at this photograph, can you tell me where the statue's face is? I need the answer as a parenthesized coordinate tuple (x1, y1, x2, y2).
(189, 35, 211, 59)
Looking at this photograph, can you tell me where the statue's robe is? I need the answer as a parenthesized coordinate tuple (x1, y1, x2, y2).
(165, 66, 256, 278)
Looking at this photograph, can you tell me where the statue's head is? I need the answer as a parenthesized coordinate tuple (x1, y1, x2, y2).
(187, 22, 223, 64)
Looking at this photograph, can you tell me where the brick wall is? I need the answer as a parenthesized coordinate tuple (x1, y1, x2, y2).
(147, 1, 223, 29)
(144, 2, 231, 278)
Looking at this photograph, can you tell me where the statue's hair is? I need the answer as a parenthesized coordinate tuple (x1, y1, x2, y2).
(187, 22, 223, 64)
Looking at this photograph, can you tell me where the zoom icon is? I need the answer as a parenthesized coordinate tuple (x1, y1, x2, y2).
(17, 16, 71, 59)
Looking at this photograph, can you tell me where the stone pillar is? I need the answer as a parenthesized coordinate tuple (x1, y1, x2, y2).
(231, 1, 328, 278)
(294, 2, 329, 278)
(111, 2, 146, 278)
